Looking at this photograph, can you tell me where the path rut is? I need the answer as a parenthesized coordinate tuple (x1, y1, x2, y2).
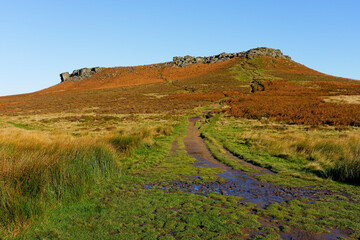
(146, 116, 351, 239)
(181, 116, 322, 207)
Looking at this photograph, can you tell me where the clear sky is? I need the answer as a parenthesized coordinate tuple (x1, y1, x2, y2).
(0, 0, 359, 96)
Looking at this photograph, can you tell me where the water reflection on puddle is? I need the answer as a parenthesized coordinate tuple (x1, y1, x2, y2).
(146, 156, 320, 208)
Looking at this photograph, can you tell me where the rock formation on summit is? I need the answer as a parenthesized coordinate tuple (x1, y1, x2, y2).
(60, 67, 102, 82)
(172, 47, 291, 67)
(59, 47, 290, 82)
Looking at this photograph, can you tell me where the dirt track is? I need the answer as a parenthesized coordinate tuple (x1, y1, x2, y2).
(182, 116, 323, 207)
(177, 116, 349, 239)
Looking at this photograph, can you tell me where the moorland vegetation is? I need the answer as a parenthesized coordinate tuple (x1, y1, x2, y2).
(1, 49, 360, 239)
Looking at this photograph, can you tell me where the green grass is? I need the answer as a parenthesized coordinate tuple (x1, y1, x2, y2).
(20, 181, 259, 239)
(200, 115, 306, 177)
(229, 60, 280, 84)
(4, 113, 360, 239)
(200, 125, 257, 173)
(257, 199, 360, 238)
(200, 115, 360, 185)
(230, 65, 251, 82)
(7, 121, 33, 130)
(0, 142, 120, 237)
(0, 122, 174, 237)
(16, 117, 262, 239)
(198, 114, 360, 238)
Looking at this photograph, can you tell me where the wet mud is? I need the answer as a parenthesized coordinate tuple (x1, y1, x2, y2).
(181, 116, 324, 207)
(149, 179, 320, 208)
(145, 116, 351, 239)
(280, 229, 349, 240)
(147, 116, 326, 207)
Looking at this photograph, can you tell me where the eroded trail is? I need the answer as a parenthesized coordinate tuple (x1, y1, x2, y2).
(177, 116, 321, 207)
(144, 116, 351, 239)
(181, 116, 349, 239)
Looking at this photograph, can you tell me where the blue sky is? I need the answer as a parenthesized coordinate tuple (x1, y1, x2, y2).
(0, 0, 359, 96)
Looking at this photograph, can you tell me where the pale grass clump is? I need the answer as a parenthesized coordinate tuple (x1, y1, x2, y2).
(109, 125, 173, 153)
(109, 128, 153, 152)
(154, 125, 173, 137)
(0, 127, 98, 149)
(245, 127, 360, 183)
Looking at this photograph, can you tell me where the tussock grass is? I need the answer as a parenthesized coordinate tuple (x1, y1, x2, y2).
(0, 123, 174, 234)
(207, 116, 360, 184)
(110, 133, 147, 153)
(110, 125, 173, 153)
(249, 130, 360, 183)
(155, 125, 173, 136)
(0, 128, 120, 234)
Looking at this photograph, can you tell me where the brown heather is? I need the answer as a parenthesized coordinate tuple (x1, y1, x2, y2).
(1, 54, 360, 235)
(222, 56, 360, 127)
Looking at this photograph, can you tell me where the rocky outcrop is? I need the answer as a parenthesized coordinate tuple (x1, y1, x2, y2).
(60, 72, 70, 82)
(172, 52, 242, 67)
(172, 47, 291, 67)
(59, 47, 290, 82)
(245, 47, 288, 59)
(60, 67, 102, 82)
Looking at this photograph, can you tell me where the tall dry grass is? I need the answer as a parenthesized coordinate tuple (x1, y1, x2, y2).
(0, 124, 174, 234)
(244, 129, 360, 183)
(0, 128, 120, 234)
(109, 125, 173, 153)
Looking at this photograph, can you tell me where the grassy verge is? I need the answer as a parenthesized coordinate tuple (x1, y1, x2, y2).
(201, 114, 360, 185)
(5, 112, 360, 239)
(200, 124, 257, 173)
(16, 117, 266, 239)
(0, 122, 175, 238)
(199, 114, 360, 238)
(0, 129, 120, 237)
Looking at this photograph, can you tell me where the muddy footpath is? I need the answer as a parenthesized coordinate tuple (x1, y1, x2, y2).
(146, 116, 351, 239)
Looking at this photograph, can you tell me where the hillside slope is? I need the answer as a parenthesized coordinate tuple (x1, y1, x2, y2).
(0, 47, 359, 119)
(2, 48, 360, 239)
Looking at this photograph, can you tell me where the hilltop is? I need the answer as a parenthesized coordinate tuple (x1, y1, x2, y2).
(0, 47, 358, 119)
(41, 47, 290, 94)
(58, 47, 290, 83)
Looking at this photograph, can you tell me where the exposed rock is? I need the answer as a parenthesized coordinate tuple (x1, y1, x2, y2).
(245, 47, 290, 59)
(172, 47, 291, 67)
(250, 80, 265, 93)
(59, 47, 291, 82)
(60, 72, 70, 82)
(60, 67, 102, 82)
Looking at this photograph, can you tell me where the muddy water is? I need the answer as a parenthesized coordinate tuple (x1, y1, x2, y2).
(145, 116, 349, 239)
(179, 116, 322, 207)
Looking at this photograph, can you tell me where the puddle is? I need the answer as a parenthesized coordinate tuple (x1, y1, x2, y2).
(146, 116, 324, 208)
(280, 228, 350, 240)
(184, 116, 323, 207)
(144, 116, 350, 239)
(146, 158, 320, 208)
